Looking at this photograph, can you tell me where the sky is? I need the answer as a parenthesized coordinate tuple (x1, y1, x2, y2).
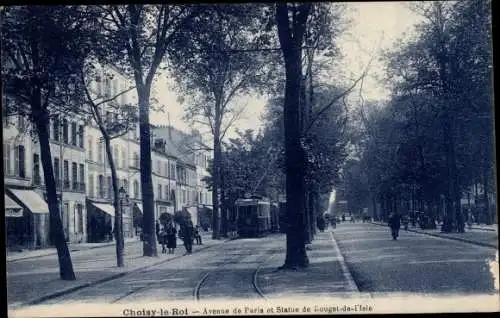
(149, 2, 423, 142)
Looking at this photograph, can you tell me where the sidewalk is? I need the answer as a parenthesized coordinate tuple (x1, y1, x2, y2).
(8, 233, 226, 310)
(255, 230, 369, 299)
(371, 222, 498, 248)
(6, 237, 140, 262)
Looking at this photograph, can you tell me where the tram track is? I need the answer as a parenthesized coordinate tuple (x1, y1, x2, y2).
(194, 245, 281, 301)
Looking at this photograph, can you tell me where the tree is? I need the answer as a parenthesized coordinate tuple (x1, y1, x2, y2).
(1, 5, 96, 280)
(94, 5, 200, 255)
(384, 1, 493, 231)
(80, 60, 137, 267)
(275, 2, 312, 269)
(169, 4, 273, 239)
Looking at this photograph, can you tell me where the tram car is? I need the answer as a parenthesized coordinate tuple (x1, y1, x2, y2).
(235, 196, 272, 237)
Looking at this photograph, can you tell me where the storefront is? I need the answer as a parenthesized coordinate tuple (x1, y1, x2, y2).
(6, 188, 50, 249)
(87, 200, 114, 243)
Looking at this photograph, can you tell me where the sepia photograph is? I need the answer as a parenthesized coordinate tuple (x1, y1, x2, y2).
(2, 1, 498, 316)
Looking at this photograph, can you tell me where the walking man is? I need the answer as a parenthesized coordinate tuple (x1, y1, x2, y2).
(180, 219, 194, 254)
(388, 212, 401, 240)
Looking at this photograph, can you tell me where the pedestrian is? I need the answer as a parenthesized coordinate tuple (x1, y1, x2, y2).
(194, 225, 203, 245)
(166, 222, 177, 254)
(155, 220, 161, 243)
(159, 226, 167, 254)
(180, 219, 194, 254)
(331, 215, 337, 229)
(402, 214, 409, 231)
(388, 212, 401, 240)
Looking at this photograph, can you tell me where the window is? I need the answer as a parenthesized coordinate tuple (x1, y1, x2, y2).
(98, 175, 104, 198)
(133, 152, 139, 167)
(3, 144, 11, 175)
(53, 116, 60, 141)
(182, 190, 186, 204)
(121, 149, 126, 168)
(79, 163, 84, 191)
(107, 176, 112, 198)
(54, 157, 60, 181)
(71, 122, 77, 146)
(156, 160, 161, 174)
(88, 137, 93, 161)
(88, 174, 94, 197)
(15, 145, 25, 178)
(133, 180, 139, 198)
(33, 154, 41, 185)
(77, 204, 84, 234)
(72, 162, 78, 190)
(123, 179, 128, 192)
(170, 163, 176, 179)
(78, 125, 84, 148)
(62, 119, 68, 144)
(158, 184, 162, 199)
(164, 163, 168, 177)
(64, 160, 69, 188)
(98, 140, 103, 163)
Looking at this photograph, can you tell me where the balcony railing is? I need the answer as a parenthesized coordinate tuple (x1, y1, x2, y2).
(79, 182, 86, 192)
(55, 178, 61, 190)
(63, 179, 70, 190)
(72, 181, 79, 191)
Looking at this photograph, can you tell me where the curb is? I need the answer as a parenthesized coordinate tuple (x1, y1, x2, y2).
(370, 222, 497, 249)
(7, 240, 141, 263)
(328, 231, 361, 293)
(16, 238, 231, 308)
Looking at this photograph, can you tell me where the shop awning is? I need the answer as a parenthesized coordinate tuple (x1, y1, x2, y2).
(8, 189, 49, 214)
(92, 202, 115, 217)
(5, 193, 23, 217)
(135, 203, 143, 213)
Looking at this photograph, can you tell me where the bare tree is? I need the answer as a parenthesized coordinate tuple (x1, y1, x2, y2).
(94, 5, 200, 255)
(80, 60, 137, 267)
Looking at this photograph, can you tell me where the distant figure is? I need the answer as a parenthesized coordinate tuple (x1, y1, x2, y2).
(331, 216, 337, 229)
(155, 220, 161, 243)
(388, 213, 401, 240)
(194, 225, 203, 245)
(159, 227, 167, 254)
(342, 214, 346, 223)
(402, 215, 409, 231)
(166, 223, 177, 254)
(180, 220, 194, 254)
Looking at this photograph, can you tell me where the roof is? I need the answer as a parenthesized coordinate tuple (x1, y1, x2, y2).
(152, 126, 206, 166)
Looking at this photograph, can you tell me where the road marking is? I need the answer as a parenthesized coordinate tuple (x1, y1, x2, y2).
(328, 231, 361, 294)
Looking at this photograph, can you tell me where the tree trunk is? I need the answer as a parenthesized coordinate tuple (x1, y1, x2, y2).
(137, 87, 157, 256)
(104, 136, 124, 267)
(276, 3, 311, 269)
(212, 130, 222, 239)
(34, 103, 75, 280)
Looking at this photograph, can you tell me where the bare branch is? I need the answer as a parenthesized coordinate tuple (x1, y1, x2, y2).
(304, 57, 374, 135)
(220, 105, 246, 142)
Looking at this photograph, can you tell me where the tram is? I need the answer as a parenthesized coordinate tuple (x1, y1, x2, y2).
(235, 195, 272, 237)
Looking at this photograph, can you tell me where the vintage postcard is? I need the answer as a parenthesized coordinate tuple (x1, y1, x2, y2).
(3, 1, 498, 317)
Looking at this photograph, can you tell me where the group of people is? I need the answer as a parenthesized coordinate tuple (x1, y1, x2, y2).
(156, 219, 203, 255)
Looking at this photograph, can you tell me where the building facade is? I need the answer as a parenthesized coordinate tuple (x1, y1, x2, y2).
(4, 62, 213, 249)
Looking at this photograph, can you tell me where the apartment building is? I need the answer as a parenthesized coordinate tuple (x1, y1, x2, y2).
(4, 112, 87, 248)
